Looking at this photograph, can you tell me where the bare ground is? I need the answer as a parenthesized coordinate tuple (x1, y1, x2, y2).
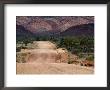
(16, 63, 94, 74)
(17, 41, 94, 74)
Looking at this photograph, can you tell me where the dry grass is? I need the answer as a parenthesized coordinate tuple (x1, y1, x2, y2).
(16, 52, 29, 63)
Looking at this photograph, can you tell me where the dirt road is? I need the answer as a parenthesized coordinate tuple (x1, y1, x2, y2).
(16, 63, 94, 74)
(17, 41, 94, 74)
(33, 41, 57, 49)
(18, 41, 69, 63)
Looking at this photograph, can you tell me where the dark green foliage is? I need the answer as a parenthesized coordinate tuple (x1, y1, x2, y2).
(86, 55, 94, 61)
(17, 33, 94, 59)
(17, 36, 94, 53)
(57, 36, 94, 54)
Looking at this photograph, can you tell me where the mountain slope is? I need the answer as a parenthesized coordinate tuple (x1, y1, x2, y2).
(16, 16, 94, 32)
(16, 16, 94, 38)
(16, 25, 35, 40)
(60, 23, 94, 37)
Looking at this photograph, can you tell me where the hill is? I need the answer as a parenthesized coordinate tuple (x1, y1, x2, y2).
(16, 16, 94, 39)
(60, 23, 94, 37)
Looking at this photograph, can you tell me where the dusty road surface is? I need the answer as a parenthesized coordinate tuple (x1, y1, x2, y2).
(16, 63, 94, 74)
(17, 41, 94, 74)
(33, 41, 57, 49)
(18, 41, 69, 63)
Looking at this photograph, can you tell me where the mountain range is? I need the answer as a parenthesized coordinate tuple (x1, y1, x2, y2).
(16, 16, 94, 39)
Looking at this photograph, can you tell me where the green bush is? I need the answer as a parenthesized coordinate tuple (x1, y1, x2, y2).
(78, 53, 84, 58)
(17, 36, 94, 56)
(86, 55, 94, 61)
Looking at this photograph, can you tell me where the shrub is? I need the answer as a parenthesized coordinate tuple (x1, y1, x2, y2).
(86, 55, 94, 61)
(68, 60, 74, 64)
(21, 46, 27, 49)
(16, 47, 21, 52)
(16, 53, 27, 63)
